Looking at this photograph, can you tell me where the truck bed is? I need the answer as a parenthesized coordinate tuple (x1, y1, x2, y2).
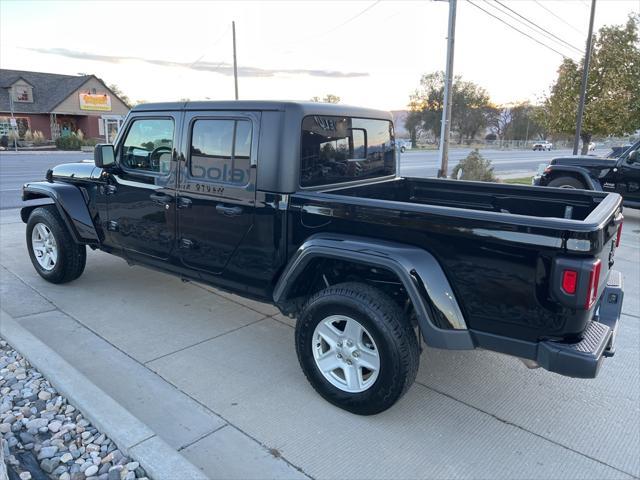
(332, 177, 612, 222)
(289, 177, 623, 343)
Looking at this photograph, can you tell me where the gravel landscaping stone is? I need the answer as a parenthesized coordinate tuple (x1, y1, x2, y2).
(0, 339, 151, 480)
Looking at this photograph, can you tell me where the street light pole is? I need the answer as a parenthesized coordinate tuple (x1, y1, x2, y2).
(438, 0, 457, 178)
(232, 21, 239, 100)
(573, 0, 596, 155)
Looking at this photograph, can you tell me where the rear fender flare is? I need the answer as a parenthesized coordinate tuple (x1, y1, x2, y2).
(545, 166, 601, 191)
(21, 182, 99, 244)
(274, 234, 474, 350)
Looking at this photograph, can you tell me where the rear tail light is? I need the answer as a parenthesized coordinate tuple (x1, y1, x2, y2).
(561, 270, 578, 294)
(615, 222, 623, 247)
(543, 166, 552, 174)
(585, 259, 602, 309)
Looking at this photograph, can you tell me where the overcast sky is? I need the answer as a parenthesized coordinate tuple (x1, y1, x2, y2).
(1, 0, 638, 110)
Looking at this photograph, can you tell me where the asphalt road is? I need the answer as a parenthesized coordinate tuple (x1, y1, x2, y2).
(399, 147, 571, 177)
(0, 148, 569, 210)
(0, 151, 89, 210)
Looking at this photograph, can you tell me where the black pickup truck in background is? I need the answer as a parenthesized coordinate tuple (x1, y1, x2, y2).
(534, 140, 640, 208)
(21, 101, 625, 414)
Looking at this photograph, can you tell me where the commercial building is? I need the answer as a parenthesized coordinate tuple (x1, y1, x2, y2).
(0, 69, 130, 142)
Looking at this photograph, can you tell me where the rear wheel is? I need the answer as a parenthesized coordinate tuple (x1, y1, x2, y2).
(295, 282, 420, 415)
(26, 206, 86, 284)
(547, 176, 586, 190)
(400, 146, 406, 153)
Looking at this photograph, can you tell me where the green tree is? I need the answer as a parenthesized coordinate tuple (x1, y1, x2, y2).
(544, 14, 640, 153)
(407, 72, 492, 145)
(310, 94, 341, 104)
(108, 84, 131, 108)
(452, 80, 491, 143)
(509, 103, 546, 141)
(404, 110, 422, 147)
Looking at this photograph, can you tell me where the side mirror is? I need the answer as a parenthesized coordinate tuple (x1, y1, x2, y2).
(627, 149, 638, 163)
(94, 144, 115, 168)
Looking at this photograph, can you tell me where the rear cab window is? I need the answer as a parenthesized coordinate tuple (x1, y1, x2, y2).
(300, 115, 395, 187)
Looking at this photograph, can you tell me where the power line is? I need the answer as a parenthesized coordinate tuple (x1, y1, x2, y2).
(491, 0, 583, 53)
(466, 0, 576, 60)
(533, 0, 585, 36)
(484, 1, 580, 56)
(187, 25, 232, 70)
(309, 0, 381, 39)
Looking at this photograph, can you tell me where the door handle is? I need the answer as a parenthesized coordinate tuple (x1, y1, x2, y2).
(149, 192, 172, 205)
(216, 204, 243, 216)
(177, 197, 192, 209)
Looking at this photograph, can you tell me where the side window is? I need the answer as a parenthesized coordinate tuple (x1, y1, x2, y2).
(190, 119, 252, 185)
(119, 119, 174, 174)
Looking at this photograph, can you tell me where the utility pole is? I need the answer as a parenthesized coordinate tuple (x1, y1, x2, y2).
(8, 88, 17, 152)
(232, 21, 239, 100)
(438, 0, 457, 178)
(573, 0, 596, 155)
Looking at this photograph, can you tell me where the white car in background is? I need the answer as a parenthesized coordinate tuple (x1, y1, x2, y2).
(397, 139, 412, 153)
(532, 140, 553, 151)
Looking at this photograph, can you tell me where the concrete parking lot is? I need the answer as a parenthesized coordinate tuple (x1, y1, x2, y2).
(0, 205, 638, 479)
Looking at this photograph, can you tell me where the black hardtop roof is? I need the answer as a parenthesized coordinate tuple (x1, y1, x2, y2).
(131, 100, 392, 120)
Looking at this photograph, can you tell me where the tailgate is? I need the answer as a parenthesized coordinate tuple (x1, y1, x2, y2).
(552, 195, 623, 318)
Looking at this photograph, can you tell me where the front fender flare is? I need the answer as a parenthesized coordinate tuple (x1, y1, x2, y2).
(274, 234, 474, 350)
(545, 165, 602, 191)
(21, 182, 99, 244)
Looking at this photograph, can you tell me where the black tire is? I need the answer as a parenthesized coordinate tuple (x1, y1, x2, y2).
(547, 176, 586, 190)
(295, 282, 420, 415)
(26, 206, 86, 284)
(400, 146, 406, 153)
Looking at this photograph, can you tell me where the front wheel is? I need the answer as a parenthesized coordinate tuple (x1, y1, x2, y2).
(26, 206, 86, 284)
(400, 146, 406, 153)
(295, 282, 420, 415)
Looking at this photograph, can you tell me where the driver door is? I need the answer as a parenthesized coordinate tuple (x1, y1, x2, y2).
(104, 112, 182, 260)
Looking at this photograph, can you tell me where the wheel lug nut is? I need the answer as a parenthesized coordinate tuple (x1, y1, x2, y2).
(337, 353, 342, 359)
(346, 359, 353, 365)
(353, 351, 360, 358)
(346, 340, 353, 347)
(337, 342, 342, 348)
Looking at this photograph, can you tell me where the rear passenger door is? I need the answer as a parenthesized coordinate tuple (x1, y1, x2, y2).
(177, 112, 259, 275)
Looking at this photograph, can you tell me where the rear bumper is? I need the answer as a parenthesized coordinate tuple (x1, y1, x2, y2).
(471, 270, 624, 379)
(536, 270, 623, 378)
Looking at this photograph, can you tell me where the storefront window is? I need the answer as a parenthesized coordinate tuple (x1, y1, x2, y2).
(0, 117, 30, 138)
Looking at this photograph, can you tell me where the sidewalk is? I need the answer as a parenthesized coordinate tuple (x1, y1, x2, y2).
(1, 207, 639, 479)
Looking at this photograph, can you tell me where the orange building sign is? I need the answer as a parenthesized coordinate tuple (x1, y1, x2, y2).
(79, 93, 112, 111)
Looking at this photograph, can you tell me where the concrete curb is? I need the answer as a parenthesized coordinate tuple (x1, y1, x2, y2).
(0, 310, 209, 480)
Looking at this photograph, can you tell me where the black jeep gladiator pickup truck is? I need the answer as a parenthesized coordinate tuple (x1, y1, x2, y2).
(534, 140, 640, 208)
(22, 101, 625, 414)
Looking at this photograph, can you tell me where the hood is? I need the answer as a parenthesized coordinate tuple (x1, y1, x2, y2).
(50, 160, 99, 182)
(550, 155, 617, 168)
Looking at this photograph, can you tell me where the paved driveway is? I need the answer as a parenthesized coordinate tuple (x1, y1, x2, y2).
(0, 207, 638, 479)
